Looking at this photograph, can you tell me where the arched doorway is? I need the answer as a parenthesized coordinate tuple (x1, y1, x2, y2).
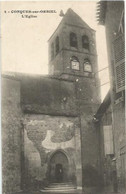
(49, 151, 69, 183)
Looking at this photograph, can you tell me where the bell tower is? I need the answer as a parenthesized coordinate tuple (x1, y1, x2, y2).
(48, 8, 98, 82)
(48, 8, 101, 191)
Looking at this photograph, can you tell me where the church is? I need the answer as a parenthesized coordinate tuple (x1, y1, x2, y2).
(2, 8, 102, 194)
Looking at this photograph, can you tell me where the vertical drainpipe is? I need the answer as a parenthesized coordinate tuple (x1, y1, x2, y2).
(75, 78, 83, 193)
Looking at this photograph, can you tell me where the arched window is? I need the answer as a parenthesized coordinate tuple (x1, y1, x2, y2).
(82, 35, 89, 50)
(51, 43, 54, 60)
(83, 58, 92, 72)
(71, 56, 80, 70)
(70, 32, 77, 48)
(55, 36, 59, 54)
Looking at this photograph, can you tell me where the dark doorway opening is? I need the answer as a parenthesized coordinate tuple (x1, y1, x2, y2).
(55, 164, 63, 182)
(49, 151, 69, 183)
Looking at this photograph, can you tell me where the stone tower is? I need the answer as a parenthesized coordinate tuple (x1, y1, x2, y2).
(48, 8, 100, 102)
(48, 8, 100, 105)
(48, 8, 98, 79)
(48, 8, 101, 192)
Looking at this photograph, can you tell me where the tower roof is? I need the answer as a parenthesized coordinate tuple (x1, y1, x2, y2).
(62, 8, 92, 29)
(48, 8, 94, 41)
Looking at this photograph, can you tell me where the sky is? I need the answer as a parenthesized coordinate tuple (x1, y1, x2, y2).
(1, 1, 110, 100)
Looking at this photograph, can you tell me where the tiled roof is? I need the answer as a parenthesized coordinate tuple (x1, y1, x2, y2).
(48, 8, 94, 41)
(96, 1, 107, 25)
(63, 8, 92, 29)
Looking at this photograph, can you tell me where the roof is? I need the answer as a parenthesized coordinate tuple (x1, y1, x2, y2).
(96, 1, 107, 25)
(48, 8, 94, 41)
(2, 71, 74, 83)
(96, 1, 124, 25)
(63, 8, 93, 29)
(94, 90, 111, 120)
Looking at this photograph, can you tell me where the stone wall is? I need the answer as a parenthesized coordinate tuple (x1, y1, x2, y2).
(80, 110, 101, 191)
(60, 74, 101, 192)
(112, 103, 125, 192)
(23, 115, 82, 189)
(98, 105, 114, 192)
(2, 76, 22, 193)
(105, 1, 126, 193)
(2, 73, 101, 193)
(20, 75, 77, 116)
(97, 96, 125, 193)
(19, 74, 82, 190)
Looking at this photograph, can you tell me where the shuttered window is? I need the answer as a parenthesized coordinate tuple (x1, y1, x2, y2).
(113, 35, 125, 93)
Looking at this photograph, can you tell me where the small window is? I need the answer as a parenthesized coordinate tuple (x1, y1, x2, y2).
(70, 32, 77, 48)
(82, 35, 89, 50)
(71, 56, 80, 70)
(51, 43, 54, 60)
(83, 59, 92, 72)
(55, 36, 59, 54)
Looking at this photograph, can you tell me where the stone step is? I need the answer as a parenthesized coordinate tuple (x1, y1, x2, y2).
(50, 182, 72, 184)
(40, 188, 77, 193)
(47, 185, 75, 189)
(44, 187, 75, 190)
(50, 182, 73, 186)
(41, 183, 77, 193)
(43, 186, 76, 189)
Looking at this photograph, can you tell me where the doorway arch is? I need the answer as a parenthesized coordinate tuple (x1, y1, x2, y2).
(48, 150, 69, 183)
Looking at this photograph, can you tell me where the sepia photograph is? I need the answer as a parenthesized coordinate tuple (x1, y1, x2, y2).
(1, 1, 125, 194)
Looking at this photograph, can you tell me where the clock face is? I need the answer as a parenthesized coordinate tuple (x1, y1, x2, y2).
(71, 60, 80, 70)
(84, 62, 92, 72)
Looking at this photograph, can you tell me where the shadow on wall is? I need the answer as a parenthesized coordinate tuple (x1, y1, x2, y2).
(83, 164, 103, 188)
(23, 165, 49, 191)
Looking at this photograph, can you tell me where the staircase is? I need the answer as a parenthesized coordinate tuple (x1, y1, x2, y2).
(40, 182, 77, 193)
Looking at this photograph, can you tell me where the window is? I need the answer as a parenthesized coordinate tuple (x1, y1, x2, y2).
(82, 35, 89, 50)
(71, 56, 80, 70)
(51, 43, 54, 60)
(55, 36, 59, 54)
(103, 125, 114, 155)
(112, 34, 125, 93)
(83, 59, 92, 72)
(70, 32, 77, 48)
